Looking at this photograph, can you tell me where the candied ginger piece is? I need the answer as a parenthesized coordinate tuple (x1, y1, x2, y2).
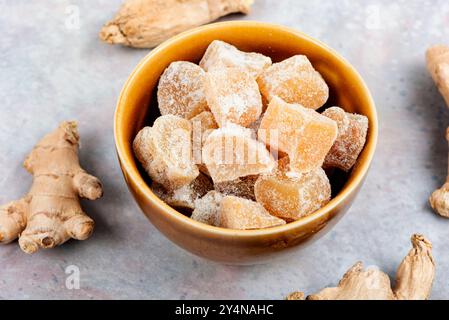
(249, 112, 264, 137)
(257, 55, 329, 109)
(220, 196, 286, 230)
(322, 107, 369, 172)
(152, 173, 213, 210)
(255, 157, 331, 221)
(191, 111, 219, 175)
(133, 115, 199, 190)
(191, 111, 219, 141)
(202, 124, 276, 183)
(214, 175, 258, 200)
(258, 96, 338, 173)
(199, 40, 272, 78)
(203, 67, 262, 127)
(191, 191, 224, 226)
(158, 61, 208, 119)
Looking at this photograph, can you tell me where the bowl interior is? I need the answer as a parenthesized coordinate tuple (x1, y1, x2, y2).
(115, 22, 377, 235)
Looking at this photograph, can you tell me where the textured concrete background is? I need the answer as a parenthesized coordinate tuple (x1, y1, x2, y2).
(1, 0, 449, 299)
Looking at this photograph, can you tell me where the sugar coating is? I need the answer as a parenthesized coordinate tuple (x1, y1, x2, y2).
(158, 61, 209, 119)
(151, 173, 213, 210)
(191, 111, 219, 175)
(204, 67, 262, 127)
(215, 175, 258, 200)
(220, 196, 286, 230)
(202, 124, 276, 183)
(133, 115, 199, 190)
(191, 111, 219, 142)
(254, 157, 331, 221)
(191, 191, 224, 226)
(200, 40, 272, 78)
(257, 55, 329, 109)
(322, 107, 369, 172)
(258, 96, 338, 173)
(249, 113, 264, 137)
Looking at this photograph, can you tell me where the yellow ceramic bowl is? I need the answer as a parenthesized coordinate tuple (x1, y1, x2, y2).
(114, 21, 378, 264)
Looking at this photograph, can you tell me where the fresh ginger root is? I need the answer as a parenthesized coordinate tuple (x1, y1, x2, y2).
(427, 45, 449, 217)
(427, 45, 449, 107)
(99, 0, 254, 48)
(429, 128, 449, 217)
(287, 234, 435, 300)
(0, 122, 103, 254)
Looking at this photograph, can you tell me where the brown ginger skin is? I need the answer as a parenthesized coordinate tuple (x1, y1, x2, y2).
(427, 45, 449, 217)
(99, 0, 254, 48)
(286, 291, 305, 300)
(0, 122, 103, 254)
(288, 235, 435, 300)
(427, 45, 449, 107)
(429, 128, 449, 217)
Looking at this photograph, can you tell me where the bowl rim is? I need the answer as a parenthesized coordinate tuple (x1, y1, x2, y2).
(114, 21, 378, 238)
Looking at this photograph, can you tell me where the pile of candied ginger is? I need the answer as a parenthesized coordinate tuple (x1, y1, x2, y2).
(134, 40, 368, 230)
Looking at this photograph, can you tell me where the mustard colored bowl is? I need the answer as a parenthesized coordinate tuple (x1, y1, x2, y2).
(114, 21, 378, 264)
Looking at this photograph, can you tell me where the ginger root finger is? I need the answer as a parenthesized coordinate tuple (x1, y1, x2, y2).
(307, 262, 395, 300)
(74, 172, 103, 200)
(427, 46, 449, 217)
(430, 181, 449, 217)
(286, 292, 305, 300)
(19, 212, 95, 254)
(64, 214, 95, 241)
(429, 128, 449, 217)
(394, 235, 435, 300)
(0, 197, 29, 244)
(426, 45, 449, 106)
(0, 121, 103, 254)
(288, 234, 435, 300)
(99, 0, 254, 48)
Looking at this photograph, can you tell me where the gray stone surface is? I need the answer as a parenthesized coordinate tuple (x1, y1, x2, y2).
(1, 0, 449, 299)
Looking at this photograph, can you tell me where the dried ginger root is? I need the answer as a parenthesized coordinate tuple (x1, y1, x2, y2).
(427, 45, 449, 217)
(99, 0, 254, 48)
(0, 122, 103, 254)
(429, 128, 449, 217)
(286, 291, 305, 300)
(287, 235, 435, 300)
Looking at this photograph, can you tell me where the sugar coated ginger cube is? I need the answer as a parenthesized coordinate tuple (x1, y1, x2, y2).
(220, 196, 286, 230)
(202, 124, 276, 183)
(249, 113, 264, 136)
(158, 61, 208, 119)
(191, 111, 218, 175)
(191, 111, 219, 141)
(200, 40, 272, 78)
(254, 157, 331, 221)
(203, 67, 262, 127)
(152, 173, 213, 210)
(214, 175, 258, 200)
(258, 96, 338, 173)
(133, 115, 199, 190)
(191, 191, 224, 226)
(322, 107, 369, 172)
(257, 55, 329, 109)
